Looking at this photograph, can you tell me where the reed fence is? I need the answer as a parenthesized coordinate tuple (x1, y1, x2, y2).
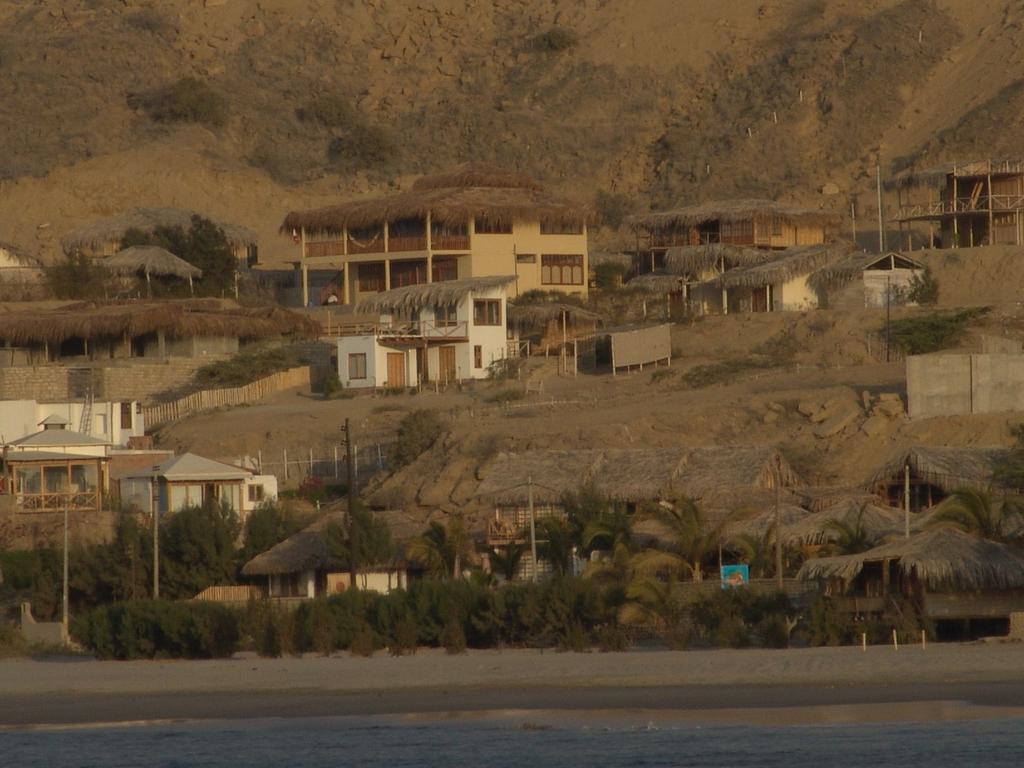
(143, 366, 311, 428)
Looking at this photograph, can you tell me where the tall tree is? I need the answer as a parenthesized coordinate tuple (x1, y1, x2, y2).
(536, 516, 576, 576)
(929, 488, 1024, 543)
(326, 504, 395, 575)
(489, 540, 527, 582)
(407, 515, 469, 579)
(158, 502, 240, 599)
(637, 496, 727, 582)
(822, 504, 879, 556)
(121, 214, 237, 296)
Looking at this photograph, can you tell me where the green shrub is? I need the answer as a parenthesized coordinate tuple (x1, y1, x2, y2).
(322, 373, 344, 399)
(73, 600, 239, 659)
(297, 94, 357, 129)
(391, 409, 446, 468)
(327, 123, 394, 171)
(441, 617, 467, 654)
(802, 597, 856, 646)
(907, 266, 939, 305)
(691, 589, 794, 649)
(133, 77, 228, 127)
(534, 27, 579, 52)
(887, 307, 988, 355)
(45, 253, 114, 300)
(594, 261, 627, 290)
(349, 622, 376, 657)
(389, 618, 419, 656)
(191, 346, 297, 389)
(649, 367, 675, 384)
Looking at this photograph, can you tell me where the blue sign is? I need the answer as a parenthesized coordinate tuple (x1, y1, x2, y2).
(720, 564, 750, 589)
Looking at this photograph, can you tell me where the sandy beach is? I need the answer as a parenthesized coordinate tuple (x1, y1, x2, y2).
(3, 643, 1024, 728)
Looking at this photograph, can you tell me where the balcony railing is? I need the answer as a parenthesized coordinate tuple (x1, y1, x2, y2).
(306, 240, 345, 258)
(431, 234, 470, 250)
(17, 490, 101, 512)
(387, 235, 428, 252)
(305, 232, 469, 257)
(896, 194, 1024, 219)
(328, 320, 469, 340)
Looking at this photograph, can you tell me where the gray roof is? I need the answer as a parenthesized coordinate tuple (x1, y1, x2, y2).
(38, 414, 70, 427)
(149, 452, 253, 481)
(3, 450, 107, 462)
(8, 428, 110, 448)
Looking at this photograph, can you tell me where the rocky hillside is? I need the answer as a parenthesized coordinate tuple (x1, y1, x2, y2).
(1, 0, 1023, 266)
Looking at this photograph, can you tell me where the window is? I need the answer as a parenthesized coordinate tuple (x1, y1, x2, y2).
(435, 304, 457, 328)
(356, 263, 386, 292)
(474, 345, 483, 369)
(720, 219, 753, 243)
(473, 299, 502, 326)
(475, 218, 513, 235)
(432, 256, 459, 282)
(541, 254, 584, 286)
(348, 353, 367, 380)
(248, 484, 265, 503)
(540, 220, 583, 235)
(770, 217, 783, 236)
(516, 253, 536, 264)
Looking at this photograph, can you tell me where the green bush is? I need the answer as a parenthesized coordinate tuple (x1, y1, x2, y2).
(888, 307, 988, 355)
(691, 589, 794, 649)
(191, 346, 297, 389)
(534, 27, 579, 52)
(594, 261, 628, 290)
(133, 77, 228, 127)
(441, 617, 467, 654)
(45, 253, 114, 300)
(73, 600, 239, 659)
(349, 622, 376, 657)
(802, 597, 856, 647)
(391, 409, 446, 468)
(297, 94, 357, 129)
(389, 617, 419, 656)
(907, 266, 939, 305)
(327, 123, 394, 171)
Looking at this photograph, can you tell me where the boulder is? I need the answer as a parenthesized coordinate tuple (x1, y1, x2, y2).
(814, 406, 860, 438)
(797, 400, 820, 418)
(763, 411, 780, 425)
(874, 399, 906, 418)
(860, 415, 889, 437)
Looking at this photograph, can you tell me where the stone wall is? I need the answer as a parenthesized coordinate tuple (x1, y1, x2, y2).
(0, 358, 211, 404)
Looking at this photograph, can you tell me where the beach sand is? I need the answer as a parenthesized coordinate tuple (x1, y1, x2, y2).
(2, 643, 1024, 728)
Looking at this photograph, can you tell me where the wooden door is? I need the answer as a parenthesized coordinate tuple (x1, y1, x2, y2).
(386, 352, 406, 388)
(438, 346, 456, 383)
(751, 287, 768, 313)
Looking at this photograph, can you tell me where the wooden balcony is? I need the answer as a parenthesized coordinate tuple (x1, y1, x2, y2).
(17, 490, 101, 512)
(306, 240, 345, 258)
(431, 234, 470, 250)
(896, 194, 1024, 221)
(387, 235, 428, 252)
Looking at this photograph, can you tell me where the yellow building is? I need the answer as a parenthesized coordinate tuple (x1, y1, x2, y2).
(281, 164, 591, 306)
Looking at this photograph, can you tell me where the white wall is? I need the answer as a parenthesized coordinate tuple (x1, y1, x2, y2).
(0, 400, 144, 447)
(242, 474, 278, 518)
(337, 334, 381, 389)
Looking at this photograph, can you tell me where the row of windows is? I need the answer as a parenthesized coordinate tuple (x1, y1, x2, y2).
(349, 345, 488, 380)
(540, 254, 584, 286)
(474, 219, 585, 236)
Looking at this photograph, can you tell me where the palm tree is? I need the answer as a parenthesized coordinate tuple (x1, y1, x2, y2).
(407, 515, 469, 579)
(638, 496, 726, 582)
(929, 488, 1024, 542)
(536, 516, 576, 576)
(822, 503, 878, 555)
(731, 531, 775, 578)
(489, 540, 527, 582)
(617, 575, 679, 635)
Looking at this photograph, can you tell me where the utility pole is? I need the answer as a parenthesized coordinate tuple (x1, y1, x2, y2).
(344, 417, 359, 589)
(885, 275, 892, 363)
(62, 506, 69, 638)
(876, 164, 886, 254)
(527, 476, 538, 584)
(774, 456, 784, 589)
(153, 508, 160, 599)
(904, 463, 911, 539)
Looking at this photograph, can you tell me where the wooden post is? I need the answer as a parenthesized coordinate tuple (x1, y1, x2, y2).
(862, 632, 867, 651)
(876, 164, 885, 254)
(892, 628, 899, 650)
(987, 159, 994, 245)
(775, 455, 784, 589)
(283, 448, 289, 481)
(528, 476, 538, 584)
(344, 418, 359, 589)
(342, 261, 350, 305)
(309, 448, 314, 476)
(921, 629, 926, 649)
(300, 227, 309, 307)
(426, 210, 433, 284)
(952, 162, 959, 247)
(904, 463, 911, 538)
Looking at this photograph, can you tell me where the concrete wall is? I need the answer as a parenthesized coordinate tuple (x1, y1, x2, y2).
(0, 400, 144, 447)
(907, 353, 1024, 418)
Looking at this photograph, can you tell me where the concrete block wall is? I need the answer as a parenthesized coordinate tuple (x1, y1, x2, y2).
(908, 353, 1024, 418)
(0, 359, 211, 404)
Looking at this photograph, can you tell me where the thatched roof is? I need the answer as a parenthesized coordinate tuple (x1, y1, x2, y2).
(508, 301, 602, 327)
(705, 243, 855, 290)
(0, 301, 317, 345)
(626, 199, 839, 231)
(281, 164, 591, 234)
(477, 446, 799, 505)
(798, 528, 1024, 591)
(356, 276, 516, 314)
(242, 517, 344, 577)
(625, 272, 689, 293)
(103, 246, 202, 280)
(808, 251, 924, 293)
(665, 244, 775, 276)
(62, 208, 258, 253)
(728, 498, 910, 547)
(867, 446, 1003, 494)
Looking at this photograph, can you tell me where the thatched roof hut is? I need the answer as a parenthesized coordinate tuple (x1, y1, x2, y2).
(867, 446, 1004, 495)
(728, 498, 910, 547)
(62, 207, 258, 253)
(0, 240, 42, 267)
(507, 301, 602, 329)
(665, 244, 774, 276)
(282, 163, 591, 234)
(798, 528, 1024, 591)
(626, 199, 839, 232)
(242, 518, 344, 577)
(356, 276, 516, 314)
(0, 301, 318, 346)
(625, 272, 689, 294)
(705, 243, 854, 290)
(103, 246, 203, 280)
(477, 446, 799, 505)
(884, 160, 1018, 191)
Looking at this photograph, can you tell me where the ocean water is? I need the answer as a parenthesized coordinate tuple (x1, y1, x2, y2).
(3, 716, 1023, 768)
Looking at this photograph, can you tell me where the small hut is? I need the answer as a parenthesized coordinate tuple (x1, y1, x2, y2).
(241, 516, 412, 598)
(798, 528, 1024, 634)
(809, 251, 925, 309)
(867, 446, 1004, 512)
(103, 245, 202, 296)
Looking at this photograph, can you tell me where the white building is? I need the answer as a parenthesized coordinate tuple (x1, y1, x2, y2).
(336, 275, 514, 389)
(119, 452, 278, 521)
(0, 400, 143, 448)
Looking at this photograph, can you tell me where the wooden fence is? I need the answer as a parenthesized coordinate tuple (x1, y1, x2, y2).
(142, 366, 311, 428)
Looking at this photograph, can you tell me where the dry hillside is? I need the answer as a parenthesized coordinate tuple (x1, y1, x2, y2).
(3, 0, 1024, 266)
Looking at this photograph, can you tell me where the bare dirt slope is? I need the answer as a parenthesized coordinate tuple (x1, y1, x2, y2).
(3, 0, 1024, 266)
